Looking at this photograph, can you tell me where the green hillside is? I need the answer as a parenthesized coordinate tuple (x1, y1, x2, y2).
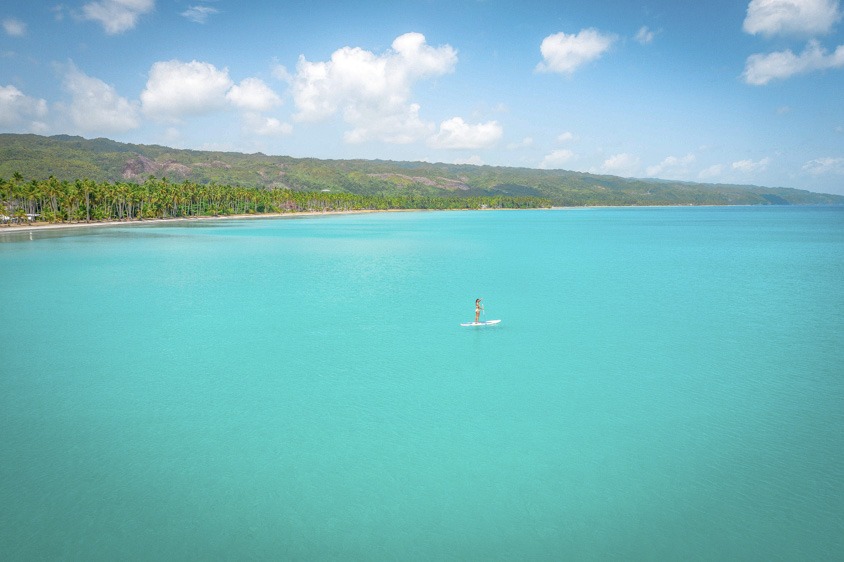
(1, 133, 842, 206)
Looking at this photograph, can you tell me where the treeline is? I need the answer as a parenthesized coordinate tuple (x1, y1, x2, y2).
(0, 173, 551, 224)
(4, 135, 844, 207)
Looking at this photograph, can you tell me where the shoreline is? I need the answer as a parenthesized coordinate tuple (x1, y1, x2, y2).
(0, 209, 403, 233)
(4, 204, 827, 234)
(0, 206, 556, 233)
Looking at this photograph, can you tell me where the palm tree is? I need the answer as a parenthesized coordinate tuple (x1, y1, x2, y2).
(9, 172, 24, 210)
(48, 177, 61, 213)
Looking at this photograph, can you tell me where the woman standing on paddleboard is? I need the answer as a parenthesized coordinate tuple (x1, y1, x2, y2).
(475, 298, 483, 323)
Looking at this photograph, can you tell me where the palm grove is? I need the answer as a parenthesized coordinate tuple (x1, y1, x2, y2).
(0, 173, 550, 224)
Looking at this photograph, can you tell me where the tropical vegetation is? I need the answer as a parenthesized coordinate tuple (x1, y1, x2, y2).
(0, 173, 549, 224)
(1, 133, 842, 210)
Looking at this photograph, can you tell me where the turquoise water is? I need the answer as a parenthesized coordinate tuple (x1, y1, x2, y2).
(1, 207, 842, 560)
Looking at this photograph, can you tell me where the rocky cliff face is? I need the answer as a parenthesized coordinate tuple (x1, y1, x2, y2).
(122, 155, 193, 180)
(367, 173, 470, 191)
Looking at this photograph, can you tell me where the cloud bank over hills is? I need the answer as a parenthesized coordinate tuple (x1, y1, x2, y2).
(1, 0, 842, 194)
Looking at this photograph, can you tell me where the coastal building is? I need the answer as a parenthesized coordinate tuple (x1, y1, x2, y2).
(0, 213, 40, 223)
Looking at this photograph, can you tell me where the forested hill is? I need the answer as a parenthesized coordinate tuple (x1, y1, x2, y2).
(1, 133, 842, 206)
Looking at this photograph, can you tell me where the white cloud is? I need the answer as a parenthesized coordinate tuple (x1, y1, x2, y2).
(0, 85, 47, 128)
(60, 64, 140, 132)
(428, 117, 502, 149)
(3, 18, 26, 37)
(454, 155, 484, 166)
(743, 0, 842, 37)
(137, 59, 313, 139)
(390, 31, 458, 76)
(732, 157, 771, 172)
(539, 149, 575, 169)
(557, 131, 576, 143)
(141, 59, 233, 120)
(181, 5, 219, 24)
(536, 29, 617, 74)
(226, 77, 282, 112)
(344, 103, 433, 144)
(291, 32, 457, 145)
(635, 26, 655, 44)
(242, 113, 293, 136)
(698, 164, 725, 180)
(803, 156, 844, 174)
(82, 0, 155, 35)
(597, 153, 640, 176)
(272, 63, 292, 83)
(743, 40, 844, 84)
(646, 153, 696, 178)
(507, 137, 534, 149)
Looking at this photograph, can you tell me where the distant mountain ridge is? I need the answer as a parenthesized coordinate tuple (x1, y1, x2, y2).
(1, 133, 842, 206)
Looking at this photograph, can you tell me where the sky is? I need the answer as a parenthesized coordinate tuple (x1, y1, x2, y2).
(1, 0, 843, 195)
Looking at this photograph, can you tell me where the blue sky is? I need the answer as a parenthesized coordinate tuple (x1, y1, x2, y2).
(1, 1, 843, 195)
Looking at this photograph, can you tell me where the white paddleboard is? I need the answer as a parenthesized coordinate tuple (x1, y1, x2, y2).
(460, 319, 501, 327)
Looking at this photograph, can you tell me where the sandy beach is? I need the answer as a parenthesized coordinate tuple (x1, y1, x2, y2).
(0, 209, 393, 233)
(0, 207, 540, 234)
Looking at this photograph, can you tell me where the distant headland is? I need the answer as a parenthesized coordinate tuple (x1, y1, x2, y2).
(1, 134, 842, 225)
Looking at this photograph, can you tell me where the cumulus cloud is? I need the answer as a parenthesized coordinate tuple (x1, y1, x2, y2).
(732, 157, 771, 172)
(3, 18, 26, 37)
(140, 59, 288, 137)
(539, 149, 575, 169)
(343, 103, 433, 144)
(241, 113, 293, 136)
(698, 164, 725, 180)
(507, 137, 534, 150)
(803, 156, 844, 174)
(291, 32, 457, 144)
(557, 131, 576, 143)
(743, 40, 844, 84)
(597, 153, 640, 176)
(536, 29, 617, 74)
(646, 153, 696, 178)
(226, 77, 282, 112)
(635, 26, 655, 44)
(272, 63, 292, 83)
(743, 0, 842, 37)
(141, 59, 233, 120)
(0, 85, 48, 128)
(181, 5, 218, 24)
(428, 117, 502, 149)
(59, 63, 140, 132)
(82, 0, 155, 35)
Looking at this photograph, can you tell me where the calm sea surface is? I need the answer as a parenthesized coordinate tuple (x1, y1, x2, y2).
(1, 207, 842, 560)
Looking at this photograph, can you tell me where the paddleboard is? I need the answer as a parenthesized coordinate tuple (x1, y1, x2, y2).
(460, 319, 501, 327)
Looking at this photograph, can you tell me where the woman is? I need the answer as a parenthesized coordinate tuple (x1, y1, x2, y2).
(475, 298, 483, 323)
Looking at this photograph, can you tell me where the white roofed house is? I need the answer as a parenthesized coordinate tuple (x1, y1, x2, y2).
(0, 209, 39, 224)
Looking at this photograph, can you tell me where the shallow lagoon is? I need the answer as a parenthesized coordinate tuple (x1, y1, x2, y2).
(1, 207, 842, 559)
